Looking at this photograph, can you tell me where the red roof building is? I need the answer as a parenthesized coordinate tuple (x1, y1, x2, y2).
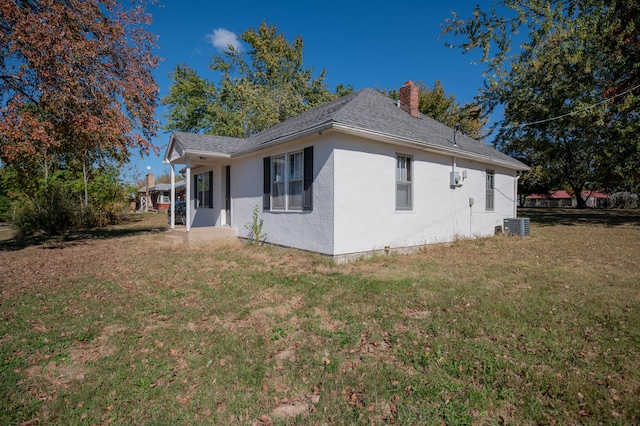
(525, 190, 607, 208)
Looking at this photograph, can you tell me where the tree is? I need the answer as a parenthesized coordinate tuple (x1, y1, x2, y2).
(442, 0, 640, 207)
(164, 23, 336, 137)
(383, 81, 485, 139)
(0, 0, 160, 173)
(162, 65, 219, 134)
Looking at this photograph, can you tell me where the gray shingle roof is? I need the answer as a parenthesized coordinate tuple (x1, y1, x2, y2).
(169, 88, 528, 170)
(171, 132, 245, 155)
(138, 180, 185, 192)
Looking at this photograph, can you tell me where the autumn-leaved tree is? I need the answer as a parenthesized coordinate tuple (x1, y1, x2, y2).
(0, 0, 160, 177)
(164, 23, 337, 137)
(442, 0, 640, 206)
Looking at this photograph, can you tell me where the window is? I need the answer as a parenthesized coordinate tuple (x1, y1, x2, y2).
(396, 155, 412, 210)
(264, 146, 313, 211)
(288, 152, 303, 209)
(486, 170, 495, 210)
(272, 155, 286, 209)
(194, 171, 213, 208)
(272, 151, 303, 210)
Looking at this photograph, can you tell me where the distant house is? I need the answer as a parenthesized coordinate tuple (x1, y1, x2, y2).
(525, 190, 573, 207)
(138, 173, 185, 212)
(524, 190, 608, 208)
(163, 81, 529, 261)
(583, 191, 608, 208)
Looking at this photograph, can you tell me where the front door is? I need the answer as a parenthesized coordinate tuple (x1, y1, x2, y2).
(225, 166, 231, 225)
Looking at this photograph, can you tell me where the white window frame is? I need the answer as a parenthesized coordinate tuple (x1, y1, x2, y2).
(486, 169, 495, 211)
(272, 155, 286, 210)
(396, 154, 413, 211)
(271, 150, 304, 211)
(195, 172, 211, 209)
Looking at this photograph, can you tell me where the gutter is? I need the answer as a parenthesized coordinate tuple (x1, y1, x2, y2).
(184, 150, 231, 159)
(166, 121, 529, 172)
(331, 123, 530, 171)
(165, 149, 232, 164)
(514, 173, 521, 217)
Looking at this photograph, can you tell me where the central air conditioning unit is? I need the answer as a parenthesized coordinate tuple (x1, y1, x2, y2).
(504, 218, 530, 237)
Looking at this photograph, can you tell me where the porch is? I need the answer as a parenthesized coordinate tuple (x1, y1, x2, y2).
(165, 225, 237, 245)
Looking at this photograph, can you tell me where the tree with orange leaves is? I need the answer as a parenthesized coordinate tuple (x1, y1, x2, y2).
(0, 0, 159, 175)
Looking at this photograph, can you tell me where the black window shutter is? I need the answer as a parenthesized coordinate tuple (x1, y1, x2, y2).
(208, 171, 213, 208)
(193, 174, 198, 201)
(303, 146, 313, 210)
(263, 157, 271, 210)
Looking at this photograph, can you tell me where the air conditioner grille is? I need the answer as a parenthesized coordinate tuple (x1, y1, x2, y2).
(504, 218, 530, 237)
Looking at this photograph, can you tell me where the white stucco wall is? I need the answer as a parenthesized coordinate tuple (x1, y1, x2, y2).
(230, 134, 336, 255)
(186, 131, 520, 259)
(185, 165, 222, 228)
(331, 134, 519, 257)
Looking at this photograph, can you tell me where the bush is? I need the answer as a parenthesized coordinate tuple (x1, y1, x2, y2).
(7, 166, 130, 236)
(11, 183, 79, 237)
(608, 192, 639, 209)
(0, 194, 12, 223)
(97, 201, 128, 226)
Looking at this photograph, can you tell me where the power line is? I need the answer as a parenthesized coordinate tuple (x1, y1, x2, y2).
(497, 82, 640, 130)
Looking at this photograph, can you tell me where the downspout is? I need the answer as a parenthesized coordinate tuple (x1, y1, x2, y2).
(514, 173, 521, 217)
(186, 157, 191, 232)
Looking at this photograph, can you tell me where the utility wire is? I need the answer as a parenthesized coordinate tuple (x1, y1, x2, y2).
(497, 82, 640, 130)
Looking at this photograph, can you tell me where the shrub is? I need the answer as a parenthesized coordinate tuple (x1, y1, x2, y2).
(7, 166, 130, 236)
(244, 205, 267, 244)
(11, 183, 78, 237)
(0, 194, 12, 223)
(608, 192, 639, 209)
(99, 201, 128, 226)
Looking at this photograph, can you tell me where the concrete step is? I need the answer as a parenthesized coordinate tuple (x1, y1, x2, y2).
(165, 234, 184, 245)
(166, 226, 237, 245)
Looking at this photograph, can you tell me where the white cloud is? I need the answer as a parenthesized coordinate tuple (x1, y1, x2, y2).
(206, 28, 242, 52)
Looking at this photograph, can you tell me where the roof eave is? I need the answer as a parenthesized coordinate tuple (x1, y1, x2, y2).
(185, 149, 231, 159)
(332, 123, 530, 171)
(231, 122, 334, 158)
(163, 133, 179, 164)
(165, 149, 232, 165)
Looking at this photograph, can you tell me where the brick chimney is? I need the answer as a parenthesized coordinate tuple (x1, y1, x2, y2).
(399, 80, 419, 118)
(146, 173, 155, 189)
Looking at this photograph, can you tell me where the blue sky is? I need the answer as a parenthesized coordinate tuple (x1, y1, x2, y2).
(137, 0, 493, 179)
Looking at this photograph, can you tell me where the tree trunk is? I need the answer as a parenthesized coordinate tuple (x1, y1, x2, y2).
(571, 184, 587, 208)
(82, 159, 89, 208)
(43, 157, 49, 190)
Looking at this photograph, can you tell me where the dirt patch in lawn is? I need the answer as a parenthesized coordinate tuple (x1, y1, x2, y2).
(22, 323, 127, 422)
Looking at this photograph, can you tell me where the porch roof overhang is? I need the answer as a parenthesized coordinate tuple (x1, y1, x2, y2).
(163, 133, 234, 166)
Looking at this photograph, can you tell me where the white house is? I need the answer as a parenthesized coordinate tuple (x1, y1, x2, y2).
(164, 81, 529, 261)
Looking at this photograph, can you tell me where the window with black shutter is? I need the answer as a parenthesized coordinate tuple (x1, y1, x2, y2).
(263, 147, 314, 211)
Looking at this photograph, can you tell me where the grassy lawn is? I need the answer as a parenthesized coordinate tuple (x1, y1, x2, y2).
(1, 209, 639, 424)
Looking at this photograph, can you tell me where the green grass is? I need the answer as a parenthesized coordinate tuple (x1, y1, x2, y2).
(1, 209, 639, 424)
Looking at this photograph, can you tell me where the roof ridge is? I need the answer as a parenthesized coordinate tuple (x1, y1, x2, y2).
(240, 88, 370, 149)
